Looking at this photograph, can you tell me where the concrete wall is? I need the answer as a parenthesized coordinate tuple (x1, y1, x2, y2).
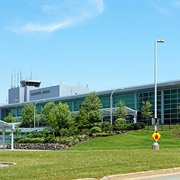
(30, 85, 60, 101)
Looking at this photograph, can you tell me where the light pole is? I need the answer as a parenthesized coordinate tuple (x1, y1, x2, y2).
(34, 99, 45, 128)
(110, 88, 123, 124)
(153, 39, 164, 150)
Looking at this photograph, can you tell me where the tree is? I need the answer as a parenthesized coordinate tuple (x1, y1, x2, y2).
(81, 91, 103, 111)
(20, 103, 34, 127)
(114, 100, 128, 119)
(141, 101, 153, 123)
(3, 113, 15, 123)
(178, 106, 180, 113)
(76, 91, 103, 131)
(47, 102, 72, 136)
(40, 101, 55, 126)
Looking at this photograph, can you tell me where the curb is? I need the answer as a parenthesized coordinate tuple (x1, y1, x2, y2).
(76, 167, 180, 180)
(100, 167, 180, 180)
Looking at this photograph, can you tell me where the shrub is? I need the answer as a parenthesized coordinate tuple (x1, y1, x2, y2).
(17, 138, 26, 143)
(60, 128, 69, 137)
(66, 137, 74, 146)
(90, 126, 102, 134)
(96, 132, 110, 137)
(42, 136, 54, 143)
(27, 133, 41, 138)
(59, 137, 68, 144)
(101, 121, 113, 132)
(32, 138, 43, 143)
(114, 118, 126, 130)
(41, 130, 52, 138)
(16, 137, 43, 143)
(59, 136, 74, 146)
(131, 123, 141, 130)
(170, 124, 180, 137)
(73, 137, 79, 145)
(137, 122, 145, 129)
(77, 134, 87, 141)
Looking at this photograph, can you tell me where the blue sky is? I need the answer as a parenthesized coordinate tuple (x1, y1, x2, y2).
(0, 0, 180, 104)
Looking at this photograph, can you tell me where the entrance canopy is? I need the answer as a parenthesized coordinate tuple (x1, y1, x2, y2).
(0, 120, 21, 150)
(71, 107, 137, 123)
(100, 107, 137, 116)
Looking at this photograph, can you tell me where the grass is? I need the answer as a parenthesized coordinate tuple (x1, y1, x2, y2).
(0, 129, 180, 180)
(69, 130, 180, 150)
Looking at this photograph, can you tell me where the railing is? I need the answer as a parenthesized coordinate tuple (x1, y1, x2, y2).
(145, 123, 179, 131)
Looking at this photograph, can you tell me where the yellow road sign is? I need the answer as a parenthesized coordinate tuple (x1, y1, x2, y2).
(152, 132, 161, 141)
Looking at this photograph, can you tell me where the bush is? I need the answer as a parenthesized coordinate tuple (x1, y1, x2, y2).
(16, 137, 43, 143)
(60, 128, 69, 137)
(59, 136, 74, 146)
(42, 136, 54, 143)
(137, 122, 145, 129)
(113, 122, 145, 131)
(77, 134, 87, 141)
(27, 133, 41, 138)
(32, 138, 43, 143)
(170, 124, 180, 137)
(101, 121, 113, 132)
(90, 126, 102, 134)
(130, 123, 141, 130)
(114, 118, 126, 130)
(65, 137, 74, 146)
(96, 132, 111, 137)
(41, 130, 52, 138)
(73, 137, 79, 145)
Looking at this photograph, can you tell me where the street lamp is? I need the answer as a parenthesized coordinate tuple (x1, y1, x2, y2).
(110, 88, 123, 124)
(153, 39, 164, 150)
(34, 99, 45, 128)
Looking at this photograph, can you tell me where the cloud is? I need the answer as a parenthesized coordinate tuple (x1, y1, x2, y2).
(150, 1, 180, 15)
(173, 1, 180, 8)
(150, 2, 170, 15)
(7, 0, 104, 33)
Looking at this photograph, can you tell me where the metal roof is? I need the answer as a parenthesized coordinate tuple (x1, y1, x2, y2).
(18, 127, 48, 133)
(71, 107, 137, 116)
(100, 107, 137, 116)
(0, 120, 20, 130)
(1, 79, 180, 109)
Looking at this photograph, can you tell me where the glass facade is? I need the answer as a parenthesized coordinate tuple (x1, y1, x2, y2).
(1, 81, 180, 125)
(164, 88, 180, 124)
(99, 96, 110, 108)
(63, 101, 73, 111)
(74, 99, 84, 111)
(137, 90, 161, 122)
(114, 93, 134, 109)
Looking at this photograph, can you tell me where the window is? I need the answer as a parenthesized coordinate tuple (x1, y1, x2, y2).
(31, 92, 41, 96)
(43, 90, 50, 94)
(100, 96, 110, 108)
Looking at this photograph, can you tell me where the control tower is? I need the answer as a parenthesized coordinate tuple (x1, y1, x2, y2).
(20, 79, 41, 87)
(9, 79, 41, 104)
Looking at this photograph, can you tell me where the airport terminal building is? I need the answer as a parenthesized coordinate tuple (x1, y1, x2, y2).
(1, 79, 180, 125)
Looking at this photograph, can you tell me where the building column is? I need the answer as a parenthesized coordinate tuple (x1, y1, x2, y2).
(72, 101, 75, 111)
(161, 90, 164, 124)
(11, 124, 14, 150)
(2, 128, 5, 150)
(134, 93, 137, 123)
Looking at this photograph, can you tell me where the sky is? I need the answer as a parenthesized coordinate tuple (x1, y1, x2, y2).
(0, 0, 180, 104)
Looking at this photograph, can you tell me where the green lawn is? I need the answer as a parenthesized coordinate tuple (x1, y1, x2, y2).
(0, 130, 180, 180)
(69, 130, 180, 150)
